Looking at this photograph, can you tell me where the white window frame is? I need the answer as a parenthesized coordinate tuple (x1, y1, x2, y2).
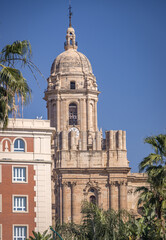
(13, 225, 28, 240)
(14, 139, 25, 152)
(13, 195, 28, 213)
(12, 166, 28, 183)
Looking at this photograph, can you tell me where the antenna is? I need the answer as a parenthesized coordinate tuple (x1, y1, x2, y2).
(69, 0, 72, 27)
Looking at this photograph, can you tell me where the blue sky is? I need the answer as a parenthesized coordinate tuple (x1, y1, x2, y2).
(1, 0, 166, 172)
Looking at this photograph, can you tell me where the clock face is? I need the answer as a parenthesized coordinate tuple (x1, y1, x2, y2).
(69, 127, 79, 137)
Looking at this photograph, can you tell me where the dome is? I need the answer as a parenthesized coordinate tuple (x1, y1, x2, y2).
(51, 49, 93, 75)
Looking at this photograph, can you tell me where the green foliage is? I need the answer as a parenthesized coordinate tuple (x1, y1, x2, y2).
(128, 205, 163, 240)
(0, 40, 42, 128)
(81, 201, 130, 240)
(53, 202, 133, 240)
(136, 134, 166, 239)
(52, 134, 166, 240)
(27, 230, 53, 240)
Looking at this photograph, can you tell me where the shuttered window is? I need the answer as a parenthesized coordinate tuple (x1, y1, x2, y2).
(14, 226, 27, 240)
(13, 167, 27, 182)
(13, 196, 27, 212)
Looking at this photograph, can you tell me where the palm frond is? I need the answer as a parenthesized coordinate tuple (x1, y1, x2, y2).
(0, 40, 32, 66)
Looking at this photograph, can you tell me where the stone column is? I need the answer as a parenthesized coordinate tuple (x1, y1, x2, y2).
(71, 182, 78, 223)
(87, 97, 90, 131)
(63, 99, 67, 130)
(62, 131, 67, 150)
(98, 191, 102, 207)
(82, 99, 86, 131)
(52, 101, 57, 128)
(94, 100, 98, 131)
(59, 183, 63, 224)
(48, 100, 52, 121)
(110, 181, 118, 211)
(62, 182, 71, 223)
(56, 97, 60, 132)
(119, 180, 127, 210)
(60, 99, 63, 131)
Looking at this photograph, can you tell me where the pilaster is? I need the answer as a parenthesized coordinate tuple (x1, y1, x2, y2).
(110, 181, 119, 211)
(119, 180, 127, 210)
(56, 97, 60, 132)
(62, 182, 71, 223)
(94, 100, 98, 131)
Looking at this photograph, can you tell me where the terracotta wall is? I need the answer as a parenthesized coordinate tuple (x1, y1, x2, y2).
(0, 164, 36, 240)
(0, 137, 34, 152)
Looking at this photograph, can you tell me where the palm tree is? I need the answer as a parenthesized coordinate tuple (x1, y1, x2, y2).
(138, 134, 166, 219)
(0, 40, 42, 128)
(27, 230, 53, 240)
(136, 134, 166, 238)
(81, 201, 130, 240)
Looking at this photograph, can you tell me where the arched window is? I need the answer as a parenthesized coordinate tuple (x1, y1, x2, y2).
(70, 81, 75, 89)
(90, 195, 96, 205)
(14, 139, 25, 152)
(69, 103, 77, 125)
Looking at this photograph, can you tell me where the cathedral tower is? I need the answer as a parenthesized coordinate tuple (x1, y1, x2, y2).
(44, 10, 143, 224)
(45, 26, 99, 136)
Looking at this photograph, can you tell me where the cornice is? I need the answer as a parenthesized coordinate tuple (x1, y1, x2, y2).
(44, 89, 100, 96)
(127, 173, 148, 182)
(0, 159, 52, 164)
(54, 167, 130, 174)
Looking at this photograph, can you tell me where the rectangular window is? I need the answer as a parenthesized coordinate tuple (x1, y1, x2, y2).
(13, 167, 27, 183)
(14, 226, 27, 240)
(70, 81, 75, 89)
(13, 196, 27, 212)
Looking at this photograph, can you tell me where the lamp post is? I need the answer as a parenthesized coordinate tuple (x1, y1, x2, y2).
(50, 226, 63, 240)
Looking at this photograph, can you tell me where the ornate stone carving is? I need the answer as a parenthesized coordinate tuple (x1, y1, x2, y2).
(119, 179, 128, 186)
(109, 180, 118, 186)
(83, 180, 101, 195)
(127, 188, 133, 194)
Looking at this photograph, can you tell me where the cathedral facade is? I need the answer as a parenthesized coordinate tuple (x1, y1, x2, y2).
(44, 24, 148, 224)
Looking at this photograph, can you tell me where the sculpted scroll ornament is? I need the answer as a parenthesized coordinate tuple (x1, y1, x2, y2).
(83, 180, 101, 195)
(127, 188, 133, 195)
(119, 180, 128, 186)
(62, 181, 77, 188)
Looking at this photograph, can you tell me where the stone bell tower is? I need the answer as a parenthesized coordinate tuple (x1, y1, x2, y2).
(45, 27, 99, 137)
(44, 7, 141, 224)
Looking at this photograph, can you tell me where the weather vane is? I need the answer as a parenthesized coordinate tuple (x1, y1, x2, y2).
(69, 0, 72, 27)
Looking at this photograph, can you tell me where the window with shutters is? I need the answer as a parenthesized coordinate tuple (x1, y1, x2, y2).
(13, 196, 28, 212)
(12, 166, 27, 183)
(13, 226, 27, 240)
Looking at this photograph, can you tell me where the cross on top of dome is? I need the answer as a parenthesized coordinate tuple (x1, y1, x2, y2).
(69, 1, 72, 27)
(64, 1, 78, 51)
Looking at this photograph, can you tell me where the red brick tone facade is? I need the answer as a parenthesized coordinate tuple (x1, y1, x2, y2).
(2, 139, 11, 152)
(0, 137, 34, 152)
(0, 164, 36, 240)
